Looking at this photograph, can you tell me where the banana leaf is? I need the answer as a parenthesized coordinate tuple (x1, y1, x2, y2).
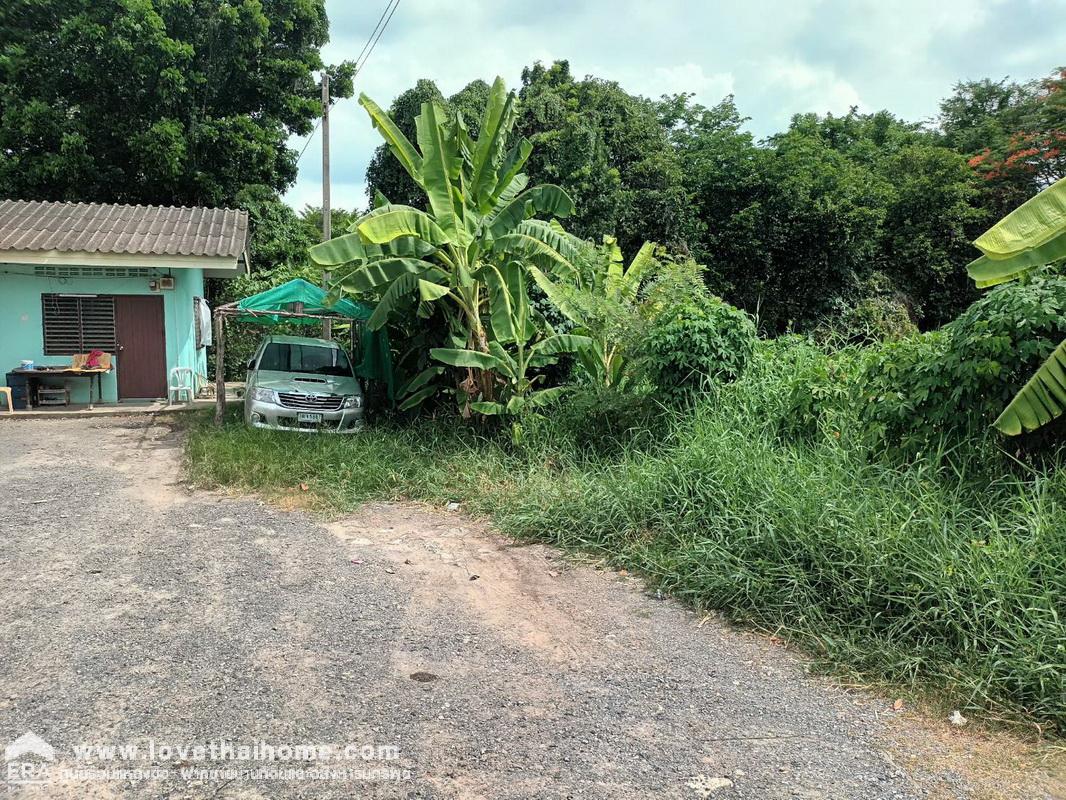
(309, 233, 370, 266)
(974, 176, 1066, 260)
(470, 77, 517, 208)
(494, 233, 574, 275)
(487, 185, 574, 238)
(429, 348, 503, 371)
(359, 93, 423, 182)
(519, 219, 581, 255)
(417, 279, 451, 301)
(966, 231, 1066, 287)
(398, 385, 438, 411)
(621, 241, 658, 302)
(526, 386, 569, 408)
(490, 174, 530, 215)
(488, 138, 533, 206)
(415, 102, 462, 238)
(469, 401, 506, 415)
(357, 207, 451, 246)
(487, 341, 517, 378)
(367, 272, 420, 330)
(340, 258, 438, 293)
(397, 365, 443, 396)
(994, 338, 1066, 435)
(484, 264, 520, 343)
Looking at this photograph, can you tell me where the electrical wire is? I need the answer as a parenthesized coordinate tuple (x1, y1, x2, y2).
(354, 0, 400, 75)
(295, 117, 323, 166)
(353, 0, 397, 70)
(293, 0, 402, 167)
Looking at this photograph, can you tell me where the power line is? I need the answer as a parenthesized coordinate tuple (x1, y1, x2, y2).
(353, 0, 397, 69)
(295, 117, 323, 166)
(293, 0, 402, 167)
(355, 0, 401, 75)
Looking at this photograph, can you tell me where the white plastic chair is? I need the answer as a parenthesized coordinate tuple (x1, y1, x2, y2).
(168, 367, 194, 405)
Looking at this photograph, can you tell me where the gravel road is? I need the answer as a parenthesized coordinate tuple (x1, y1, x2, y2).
(0, 417, 1060, 800)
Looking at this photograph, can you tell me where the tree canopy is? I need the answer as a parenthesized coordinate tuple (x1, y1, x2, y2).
(367, 61, 1066, 333)
(940, 69, 1066, 218)
(0, 0, 353, 207)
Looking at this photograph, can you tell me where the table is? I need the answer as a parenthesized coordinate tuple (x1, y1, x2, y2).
(13, 367, 111, 410)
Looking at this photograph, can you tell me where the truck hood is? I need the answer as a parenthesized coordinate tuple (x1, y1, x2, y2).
(252, 370, 361, 396)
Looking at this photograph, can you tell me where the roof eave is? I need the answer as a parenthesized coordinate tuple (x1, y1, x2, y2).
(0, 249, 242, 272)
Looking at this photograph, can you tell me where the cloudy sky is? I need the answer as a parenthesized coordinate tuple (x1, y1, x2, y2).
(283, 0, 1066, 212)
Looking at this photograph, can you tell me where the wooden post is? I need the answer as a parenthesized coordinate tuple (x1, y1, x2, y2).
(213, 311, 226, 426)
(321, 72, 332, 341)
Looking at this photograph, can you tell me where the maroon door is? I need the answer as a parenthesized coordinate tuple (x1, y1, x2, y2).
(115, 296, 167, 399)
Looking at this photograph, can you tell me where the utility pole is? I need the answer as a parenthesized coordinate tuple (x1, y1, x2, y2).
(321, 72, 332, 340)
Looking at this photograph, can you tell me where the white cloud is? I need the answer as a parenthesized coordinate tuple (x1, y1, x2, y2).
(281, 0, 1066, 210)
(610, 63, 735, 103)
(765, 58, 863, 116)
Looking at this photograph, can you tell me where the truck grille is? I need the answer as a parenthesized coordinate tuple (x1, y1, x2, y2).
(276, 392, 343, 411)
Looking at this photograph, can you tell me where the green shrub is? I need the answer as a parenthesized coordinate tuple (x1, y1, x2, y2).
(830, 294, 918, 345)
(642, 262, 757, 403)
(860, 271, 1066, 458)
(753, 337, 862, 441)
(551, 380, 662, 452)
(817, 272, 918, 346)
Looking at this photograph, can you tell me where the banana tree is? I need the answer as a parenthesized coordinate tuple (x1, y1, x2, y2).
(529, 236, 658, 387)
(966, 176, 1066, 435)
(430, 260, 591, 439)
(308, 77, 580, 408)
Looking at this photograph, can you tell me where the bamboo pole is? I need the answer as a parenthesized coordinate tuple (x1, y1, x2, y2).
(213, 311, 226, 426)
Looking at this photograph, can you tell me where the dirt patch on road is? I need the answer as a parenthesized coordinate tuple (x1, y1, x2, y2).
(325, 501, 1066, 800)
(326, 504, 593, 664)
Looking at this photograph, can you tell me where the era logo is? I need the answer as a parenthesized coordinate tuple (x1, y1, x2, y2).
(5, 732, 55, 785)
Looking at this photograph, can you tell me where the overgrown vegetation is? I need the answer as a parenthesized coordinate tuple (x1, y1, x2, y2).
(368, 62, 1066, 333)
(187, 327, 1066, 735)
(187, 74, 1066, 738)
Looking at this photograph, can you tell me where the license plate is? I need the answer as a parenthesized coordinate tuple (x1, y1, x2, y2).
(297, 412, 323, 423)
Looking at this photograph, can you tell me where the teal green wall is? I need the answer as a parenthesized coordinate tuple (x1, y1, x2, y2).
(0, 265, 207, 403)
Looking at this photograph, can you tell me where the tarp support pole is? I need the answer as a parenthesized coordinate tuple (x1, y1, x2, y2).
(213, 311, 226, 426)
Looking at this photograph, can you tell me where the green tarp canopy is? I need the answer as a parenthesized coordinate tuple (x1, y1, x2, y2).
(235, 278, 394, 402)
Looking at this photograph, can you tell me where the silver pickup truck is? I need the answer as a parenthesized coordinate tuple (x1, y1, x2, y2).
(244, 334, 364, 433)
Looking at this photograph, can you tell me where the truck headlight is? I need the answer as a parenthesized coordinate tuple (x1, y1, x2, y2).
(342, 394, 362, 409)
(250, 387, 277, 404)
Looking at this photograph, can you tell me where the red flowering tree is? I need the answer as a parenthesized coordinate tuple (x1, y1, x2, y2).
(943, 68, 1066, 216)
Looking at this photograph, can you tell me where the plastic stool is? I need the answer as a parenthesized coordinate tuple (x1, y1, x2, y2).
(0, 387, 13, 413)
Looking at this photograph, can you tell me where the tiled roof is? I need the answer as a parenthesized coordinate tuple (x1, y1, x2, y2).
(0, 199, 249, 259)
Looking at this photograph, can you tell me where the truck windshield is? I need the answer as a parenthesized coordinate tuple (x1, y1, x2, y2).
(258, 343, 354, 377)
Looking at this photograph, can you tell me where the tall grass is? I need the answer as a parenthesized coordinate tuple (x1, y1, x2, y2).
(186, 360, 1066, 734)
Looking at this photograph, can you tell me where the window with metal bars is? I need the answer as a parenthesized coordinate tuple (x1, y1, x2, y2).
(41, 294, 117, 355)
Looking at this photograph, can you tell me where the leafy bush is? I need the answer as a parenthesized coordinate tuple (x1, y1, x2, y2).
(750, 337, 862, 441)
(860, 271, 1066, 457)
(829, 295, 917, 345)
(550, 380, 662, 452)
(641, 261, 757, 403)
(818, 273, 918, 346)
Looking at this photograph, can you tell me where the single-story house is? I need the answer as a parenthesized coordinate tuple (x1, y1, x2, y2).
(0, 200, 248, 404)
